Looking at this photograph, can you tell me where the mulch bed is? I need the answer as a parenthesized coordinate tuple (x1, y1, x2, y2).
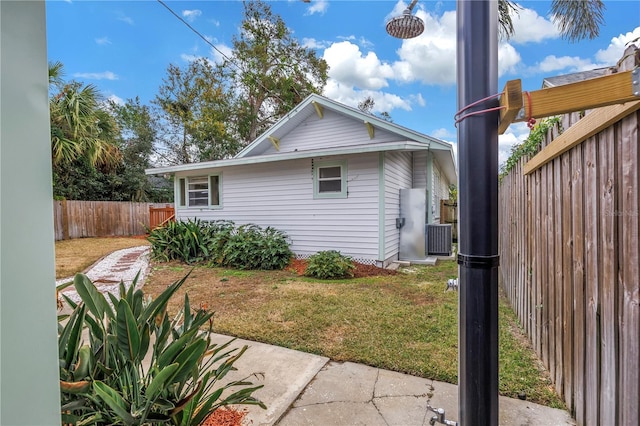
(200, 407, 248, 426)
(287, 258, 397, 278)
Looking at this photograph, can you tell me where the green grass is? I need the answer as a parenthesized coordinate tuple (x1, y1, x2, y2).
(142, 259, 564, 409)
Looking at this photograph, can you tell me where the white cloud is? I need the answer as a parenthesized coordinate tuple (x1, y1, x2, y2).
(322, 80, 412, 114)
(509, 6, 559, 44)
(391, 10, 457, 85)
(95, 37, 111, 46)
(117, 13, 134, 25)
(534, 55, 602, 73)
(432, 127, 456, 140)
(323, 41, 394, 91)
(302, 37, 329, 50)
(73, 71, 118, 80)
(305, 0, 328, 16)
(498, 122, 530, 166)
(106, 94, 124, 106)
(595, 26, 640, 65)
(182, 9, 202, 22)
(498, 43, 521, 76)
(210, 44, 233, 64)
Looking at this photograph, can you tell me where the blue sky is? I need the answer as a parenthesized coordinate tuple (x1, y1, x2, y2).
(46, 0, 640, 165)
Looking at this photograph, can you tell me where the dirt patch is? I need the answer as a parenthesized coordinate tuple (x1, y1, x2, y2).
(287, 258, 398, 278)
(55, 236, 150, 279)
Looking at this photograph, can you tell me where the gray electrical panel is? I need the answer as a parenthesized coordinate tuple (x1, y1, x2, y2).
(399, 188, 428, 261)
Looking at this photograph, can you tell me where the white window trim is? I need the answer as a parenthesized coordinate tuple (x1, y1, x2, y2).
(313, 160, 347, 199)
(176, 174, 223, 209)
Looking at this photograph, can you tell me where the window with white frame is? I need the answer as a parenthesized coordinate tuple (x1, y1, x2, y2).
(177, 174, 221, 208)
(314, 161, 347, 198)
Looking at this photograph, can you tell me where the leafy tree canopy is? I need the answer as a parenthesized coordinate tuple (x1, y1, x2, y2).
(154, 58, 237, 164)
(219, 0, 329, 144)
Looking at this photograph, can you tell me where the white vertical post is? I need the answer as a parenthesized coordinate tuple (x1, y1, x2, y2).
(1, 1, 61, 424)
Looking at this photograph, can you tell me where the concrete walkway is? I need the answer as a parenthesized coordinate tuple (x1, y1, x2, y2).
(59, 246, 576, 426)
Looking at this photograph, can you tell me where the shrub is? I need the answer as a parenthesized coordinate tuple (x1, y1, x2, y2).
(305, 250, 355, 279)
(147, 219, 233, 264)
(58, 273, 265, 426)
(219, 224, 292, 270)
(148, 220, 292, 270)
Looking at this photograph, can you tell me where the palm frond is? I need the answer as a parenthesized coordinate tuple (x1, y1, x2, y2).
(498, 0, 521, 40)
(551, 0, 605, 42)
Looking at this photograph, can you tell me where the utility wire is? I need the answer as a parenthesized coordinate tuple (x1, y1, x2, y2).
(156, 0, 237, 65)
(155, 0, 292, 108)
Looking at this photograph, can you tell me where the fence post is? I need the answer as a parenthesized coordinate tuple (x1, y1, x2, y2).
(61, 199, 69, 240)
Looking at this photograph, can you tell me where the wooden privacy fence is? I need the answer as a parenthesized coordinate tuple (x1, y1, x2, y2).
(149, 205, 175, 229)
(498, 52, 639, 426)
(53, 200, 172, 240)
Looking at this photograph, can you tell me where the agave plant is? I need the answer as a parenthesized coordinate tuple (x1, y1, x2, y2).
(58, 272, 265, 425)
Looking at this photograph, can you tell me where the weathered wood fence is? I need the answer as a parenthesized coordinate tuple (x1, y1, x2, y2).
(53, 200, 172, 240)
(149, 205, 175, 229)
(498, 50, 639, 426)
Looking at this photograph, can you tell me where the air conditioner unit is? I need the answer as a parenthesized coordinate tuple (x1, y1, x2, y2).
(426, 224, 452, 256)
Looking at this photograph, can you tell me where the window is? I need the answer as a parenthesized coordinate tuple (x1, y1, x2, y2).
(177, 174, 222, 208)
(314, 161, 347, 198)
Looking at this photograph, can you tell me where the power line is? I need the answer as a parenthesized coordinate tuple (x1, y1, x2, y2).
(156, 0, 234, 66)
(155, 0, 295, 105)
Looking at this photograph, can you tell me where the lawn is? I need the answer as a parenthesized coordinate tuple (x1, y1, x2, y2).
(142, 259, 565, 409)
(54, 236, 149, 279)
(55, 237, 563, 408)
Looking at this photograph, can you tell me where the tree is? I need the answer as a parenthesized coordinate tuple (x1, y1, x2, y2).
(109, 98, 173, 202)
(154, 58, 236, 164)
(550, 0, 605, 42)
(48, 61, 120, 168)
(219, 0, 328, 144)
(500, 0, 605, 42)
(357, 96, 393, 122)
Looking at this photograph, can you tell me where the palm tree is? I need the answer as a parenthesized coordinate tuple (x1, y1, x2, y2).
(48, 61, 120, 167)
(499, 0, 605, 42)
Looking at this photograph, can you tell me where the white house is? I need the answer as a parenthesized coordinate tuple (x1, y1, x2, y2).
(146, 94, 457, 267)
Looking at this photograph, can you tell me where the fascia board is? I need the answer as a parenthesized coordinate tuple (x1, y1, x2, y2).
(145, 141, 430, 175)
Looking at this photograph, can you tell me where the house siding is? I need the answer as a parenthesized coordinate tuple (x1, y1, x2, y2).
(383, 151, 413, 264)
(412, 151, 428, 189)
(257, 109, 407, 156)
(431, 160, 451, 222)
(175, 153, 381, 263)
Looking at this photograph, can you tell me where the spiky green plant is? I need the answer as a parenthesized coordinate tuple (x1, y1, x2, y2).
(58, 272, 265, 425)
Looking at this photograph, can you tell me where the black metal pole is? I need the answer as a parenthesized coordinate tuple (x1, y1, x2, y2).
(456, 0, 499, 425)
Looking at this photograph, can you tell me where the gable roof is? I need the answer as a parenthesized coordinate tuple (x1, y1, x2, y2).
(146, 93, 457, 183)
(236, 93, 453, 157)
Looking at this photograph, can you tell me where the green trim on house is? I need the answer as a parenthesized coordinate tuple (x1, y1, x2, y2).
(176, 174, 223, 209)
(147, 141, 432, 176)
(425, 152, 434, 224)
(378, 152, 385, 262)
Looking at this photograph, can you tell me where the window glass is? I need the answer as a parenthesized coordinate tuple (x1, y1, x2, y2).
(188, 176, 209, 207)
(318, 166, 342, 193)
(178, 178, 186, 207)
(210, 175, 220, 206)
(319, 180, 341, 192)
(319, 166, 341, 179)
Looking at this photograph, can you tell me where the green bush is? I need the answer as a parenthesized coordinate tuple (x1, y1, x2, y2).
(147, 219, 233, 264)
(148, 220, 292, 270)
(305, 250, 355, 279)
(58, 273, 265, 426)
(219, 224, 293, 270)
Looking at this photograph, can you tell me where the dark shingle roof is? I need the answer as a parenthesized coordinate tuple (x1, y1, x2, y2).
(542, 66, 614, 88)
